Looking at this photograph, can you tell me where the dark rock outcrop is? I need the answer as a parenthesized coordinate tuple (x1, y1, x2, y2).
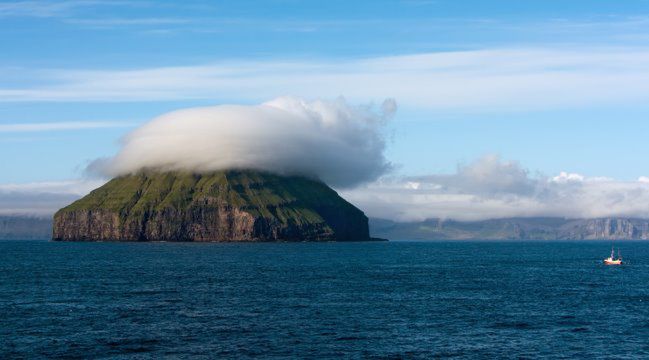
(53, 170, 371, 242)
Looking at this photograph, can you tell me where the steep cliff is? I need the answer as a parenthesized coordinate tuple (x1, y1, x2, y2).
(53, 170, 371, 242)
(558, 218, 649, 240)
(370, 217, 649, 240)
(0, 216, 53, 240)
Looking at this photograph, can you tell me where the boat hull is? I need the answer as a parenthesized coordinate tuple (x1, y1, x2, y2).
(604, 259, 622, 265)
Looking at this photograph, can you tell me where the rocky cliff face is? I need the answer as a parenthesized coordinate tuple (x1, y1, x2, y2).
(370, 217, 649, 240)
(0, 216, 52, 240)
(559, 218, 649, 240)
(53, 170, 370, 242)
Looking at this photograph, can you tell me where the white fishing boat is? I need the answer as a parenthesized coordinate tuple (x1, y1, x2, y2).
(603, 247, 622, 265)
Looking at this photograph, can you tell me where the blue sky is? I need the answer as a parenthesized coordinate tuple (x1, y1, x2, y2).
(3, 0, 649, 219)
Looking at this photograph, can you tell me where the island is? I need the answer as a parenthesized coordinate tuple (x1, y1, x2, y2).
(53, 170, 373, 242)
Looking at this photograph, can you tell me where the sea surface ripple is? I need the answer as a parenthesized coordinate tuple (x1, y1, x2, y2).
(1, 240, 648, 359)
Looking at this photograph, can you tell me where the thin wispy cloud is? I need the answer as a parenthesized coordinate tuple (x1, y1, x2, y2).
(0, 121, 134, 132)
(0, 179, 104, 195)
(0, 1, 89, 17)
(0, 0, 139, 18)
(65, 17, 192, 27)
(3, 47, 649, 112)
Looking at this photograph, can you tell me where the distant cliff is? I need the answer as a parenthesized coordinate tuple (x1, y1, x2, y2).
(53, 170, 371, 242)
(0, 216, 52, 240)
(370, 217, 649, 240)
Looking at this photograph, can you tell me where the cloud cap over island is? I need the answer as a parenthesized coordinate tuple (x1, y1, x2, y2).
(89, 96, 395, 188)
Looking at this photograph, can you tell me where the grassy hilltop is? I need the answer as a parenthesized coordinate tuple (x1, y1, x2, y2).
(54, 170, 370, 242)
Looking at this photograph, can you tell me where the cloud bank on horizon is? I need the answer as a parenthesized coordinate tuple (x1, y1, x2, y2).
(342, 155, 649, 222)
(5, 155, 649, 221)
(0, 179, 105, 216)
(88, 96, 395, 188)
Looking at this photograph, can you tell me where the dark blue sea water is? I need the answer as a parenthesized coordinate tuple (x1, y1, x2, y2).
(1, 240, 648, 359)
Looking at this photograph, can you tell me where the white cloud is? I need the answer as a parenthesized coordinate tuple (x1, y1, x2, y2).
(0, 179, 105, 216)
(411, 155, 536, 196)
(88, 96, 394, 188)
(4, 47, 649, 112)
(341, 155, 649, 222)
(551, 171, 585, 183)
(0, 121, 134, 132)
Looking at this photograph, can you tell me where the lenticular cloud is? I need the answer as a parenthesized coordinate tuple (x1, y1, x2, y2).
(89, 96, 395, 188)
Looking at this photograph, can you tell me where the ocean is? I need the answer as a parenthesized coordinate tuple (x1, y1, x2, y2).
(1, 240, 648, 359)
